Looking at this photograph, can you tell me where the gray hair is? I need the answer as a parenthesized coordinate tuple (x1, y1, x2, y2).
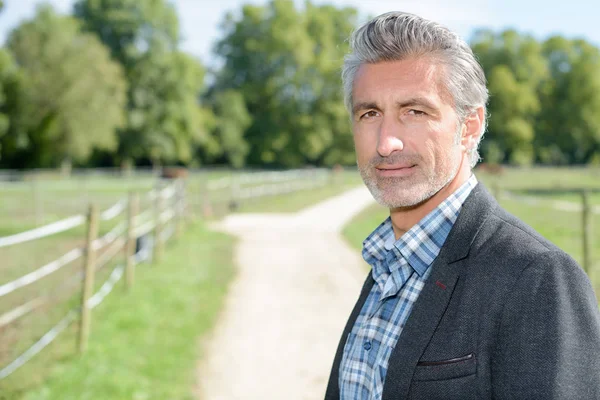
(342, 12, 488, 167)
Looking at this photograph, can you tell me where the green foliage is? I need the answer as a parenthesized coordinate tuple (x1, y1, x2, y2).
(536, 37, 600, 164)
(472, 29, 600, 166)
(0, 49, 18, 144)
(207, 90, 251, 168)
(121, 51, 208, 164)
(212, 0, 358, 167)
(472, 30, 547, 165)
(1, 1, 600, 169)
(75, 0, 207, 166)
(73, 0, 180, 67)
(2, 5, 126, 168)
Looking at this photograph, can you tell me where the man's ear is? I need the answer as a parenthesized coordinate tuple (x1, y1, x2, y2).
(461, 107, 485, 153)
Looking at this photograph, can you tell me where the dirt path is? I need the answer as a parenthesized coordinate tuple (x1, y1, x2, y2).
(196, 187, 376, 400)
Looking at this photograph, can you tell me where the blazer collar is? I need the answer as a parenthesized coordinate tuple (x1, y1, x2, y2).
(434, 182, 497, 264)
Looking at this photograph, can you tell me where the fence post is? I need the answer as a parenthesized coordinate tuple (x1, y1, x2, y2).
(78, 204, 99, 354)
(32, 178, 43, 226)
(154, 183, 164, 263)
(202, 177, 213, 219)
(125, 192, 139, 290)
(581, 190, 591, 274)
(229, 175, 240, 212)
(175, 180, 184, 238)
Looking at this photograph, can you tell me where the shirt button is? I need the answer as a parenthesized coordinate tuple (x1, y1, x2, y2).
(363, 341, 372, 351)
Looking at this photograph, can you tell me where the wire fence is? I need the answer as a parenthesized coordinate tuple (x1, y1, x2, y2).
(0, 168, 332, 381)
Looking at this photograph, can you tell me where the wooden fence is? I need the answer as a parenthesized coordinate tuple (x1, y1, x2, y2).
(0, 168, 332, 380)
(191, 168, 331, 217)
(0, 179, 185, 379)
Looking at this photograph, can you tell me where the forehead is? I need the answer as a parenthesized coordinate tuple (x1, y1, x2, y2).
(352, 57, 452, 108)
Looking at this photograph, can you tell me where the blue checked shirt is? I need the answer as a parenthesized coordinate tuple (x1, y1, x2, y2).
(339, 175, 478, 399)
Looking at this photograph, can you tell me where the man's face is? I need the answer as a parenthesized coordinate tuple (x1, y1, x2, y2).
(352, 57, 465, 208)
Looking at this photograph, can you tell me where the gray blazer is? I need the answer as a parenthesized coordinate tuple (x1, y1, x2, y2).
(325, 183, 600, 399)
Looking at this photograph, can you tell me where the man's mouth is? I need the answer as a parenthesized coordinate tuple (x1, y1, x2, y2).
(375, 164, 416, 177)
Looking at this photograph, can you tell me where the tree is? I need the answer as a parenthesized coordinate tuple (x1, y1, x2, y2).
(73, 0, 179, 68)
(471, 29, 548, 165)
(2, 5, 126, 168)
(206, 89, 251, 168)
(536, 36, 600, 164)
(121, 51, 209, 164)
(74, 0, 209, 166)
(212, 0, 358, 167)
(0, 49, 19, 160)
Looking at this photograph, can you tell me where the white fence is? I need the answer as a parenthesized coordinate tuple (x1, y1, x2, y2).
(0, 180, 184, 380)
(0, 168, 333, 380)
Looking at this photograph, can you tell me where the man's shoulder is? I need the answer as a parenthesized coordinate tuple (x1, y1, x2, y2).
(473, 203, 581, 277)
(460, 202, 596, 314)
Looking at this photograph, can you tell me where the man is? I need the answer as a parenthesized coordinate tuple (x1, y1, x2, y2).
(325, 11, 600, 400)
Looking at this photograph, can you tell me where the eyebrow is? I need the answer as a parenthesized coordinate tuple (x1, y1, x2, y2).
(352, 97, 438, 116)
(396, 97, 438, 112)
(352, 101, 378, 116)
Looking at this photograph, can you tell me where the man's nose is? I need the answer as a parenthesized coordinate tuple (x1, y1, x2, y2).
(376, 116, 404, 157)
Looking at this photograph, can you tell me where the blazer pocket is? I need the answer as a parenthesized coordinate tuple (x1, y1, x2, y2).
(413, 353, 476, 381)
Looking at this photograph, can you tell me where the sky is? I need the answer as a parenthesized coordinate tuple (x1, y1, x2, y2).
(1, 0, 599, 67)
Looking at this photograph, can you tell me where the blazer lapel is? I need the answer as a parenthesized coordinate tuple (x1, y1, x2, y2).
(381, 255, 459, 400)
(381, 183, 496, 400)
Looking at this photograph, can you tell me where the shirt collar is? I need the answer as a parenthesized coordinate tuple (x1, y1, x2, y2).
(362, 175, 478, 277)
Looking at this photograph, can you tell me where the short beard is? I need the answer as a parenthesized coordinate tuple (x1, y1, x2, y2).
(359, 127, 462, 209)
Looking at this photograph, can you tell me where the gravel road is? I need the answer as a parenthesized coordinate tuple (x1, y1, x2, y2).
(195, 187, 376, 400)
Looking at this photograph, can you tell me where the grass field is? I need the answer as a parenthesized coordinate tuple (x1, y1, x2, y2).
(0, 168, 362, 399)
(342, 167, 600, 295)
(0, 222, 235, 400)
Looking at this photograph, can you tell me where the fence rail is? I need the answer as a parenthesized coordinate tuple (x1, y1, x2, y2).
(0, 168, 333, 381)
(0, 180, 184, 380)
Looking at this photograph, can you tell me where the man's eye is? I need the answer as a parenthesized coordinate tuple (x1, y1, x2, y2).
(408, 109, 426, 116)
(361, 111, 379, 119)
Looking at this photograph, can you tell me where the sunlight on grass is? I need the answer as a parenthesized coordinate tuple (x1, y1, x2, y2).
(0, 222, 235, 400)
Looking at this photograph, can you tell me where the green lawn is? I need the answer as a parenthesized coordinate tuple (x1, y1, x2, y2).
(0, 222, 235, 400)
